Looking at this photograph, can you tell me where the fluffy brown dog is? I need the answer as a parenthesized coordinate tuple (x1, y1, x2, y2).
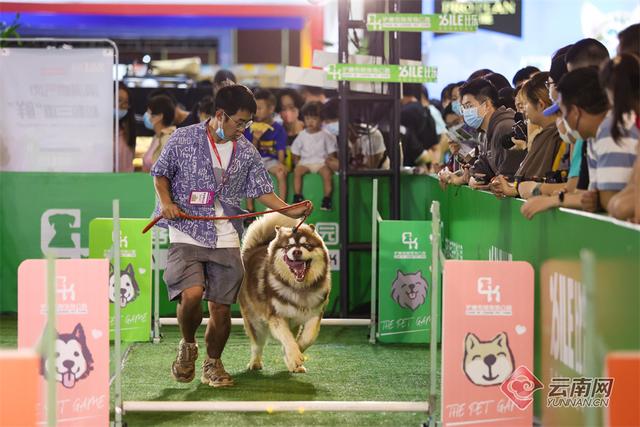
(239, 213, 331, 373)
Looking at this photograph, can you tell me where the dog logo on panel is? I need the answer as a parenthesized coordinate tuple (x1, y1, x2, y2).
(391, 270, 428, 311)
(463, 332, 515, 387)
(109, 263, 140, 308)
(40, 323, 94, 389)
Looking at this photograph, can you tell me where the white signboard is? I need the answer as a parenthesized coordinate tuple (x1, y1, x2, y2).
(0, 47, 115, 172)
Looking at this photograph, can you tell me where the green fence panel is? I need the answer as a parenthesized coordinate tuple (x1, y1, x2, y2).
(377, 220, 439, 343)
(416, 176, 639, 422)
(89, 218, 152, 342)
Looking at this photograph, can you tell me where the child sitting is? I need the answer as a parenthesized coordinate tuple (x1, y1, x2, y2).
(243, 89, 288, 213)
(291, 101, 338, 210)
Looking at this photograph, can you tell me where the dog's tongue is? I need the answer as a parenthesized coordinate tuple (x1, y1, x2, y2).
(62, 372, 76, 388)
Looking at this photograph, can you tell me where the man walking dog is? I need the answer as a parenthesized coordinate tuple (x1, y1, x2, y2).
(151, 85, 312, 387)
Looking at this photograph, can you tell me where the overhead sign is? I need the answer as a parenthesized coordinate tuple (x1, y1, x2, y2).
(327, 63, 437, 83)
(367, 13, 478, 32)
(434, 0, 522, 37)
(442, 260, 535, 427)
(18, 259, 110, 427)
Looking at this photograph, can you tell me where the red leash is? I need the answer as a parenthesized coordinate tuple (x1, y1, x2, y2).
(142, 200, 311, 234)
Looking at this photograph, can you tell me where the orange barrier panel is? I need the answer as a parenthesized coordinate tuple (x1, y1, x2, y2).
(606, 352, 640, 427)
(0, 350, 39, 427)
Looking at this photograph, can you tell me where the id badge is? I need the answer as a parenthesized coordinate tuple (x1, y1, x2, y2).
(189, 190, 214, 206)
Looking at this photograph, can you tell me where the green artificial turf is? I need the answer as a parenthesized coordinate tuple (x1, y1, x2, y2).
(0, 316, 441, 426)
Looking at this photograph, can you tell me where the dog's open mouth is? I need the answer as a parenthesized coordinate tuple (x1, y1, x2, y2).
(284, 255, 311, 282)
(61, 370, 76, 388)
(406, 290, 418, 300)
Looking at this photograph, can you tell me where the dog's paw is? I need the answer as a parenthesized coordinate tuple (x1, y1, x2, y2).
(247, 359, 263, 371)
(292, 365, 307, 374)
(284, 349, 305, 371)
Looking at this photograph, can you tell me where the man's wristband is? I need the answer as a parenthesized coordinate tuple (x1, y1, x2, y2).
(532, 183, 542, 197)
(558, 190, 565, 205)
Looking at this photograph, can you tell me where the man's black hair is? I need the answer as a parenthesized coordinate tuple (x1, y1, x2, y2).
(402, 83, 423, 101)
(253, 88, 277, 106)
(565, 38, 609, 68)
(484, 73, 512, 91)
(512, 66, 540, 86)
(322, 98, 339, 121)
(214, 84, 257, 116)
(549, 54, 568, 83)
(618, 23, 640, 55)
(557, 66, 609, 115)
(459, 78, 499, 107)
(213, 69, 237, 86)
(147, 95, 176, 126)
(467, 68, 493, 81)
(197, 96, 214, 116)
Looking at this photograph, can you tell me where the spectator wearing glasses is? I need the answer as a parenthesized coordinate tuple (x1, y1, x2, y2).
(150, 84, 311, 389)
(459, 78, 515, 187)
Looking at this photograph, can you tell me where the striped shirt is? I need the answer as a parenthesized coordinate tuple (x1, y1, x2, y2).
(587, 113, 638, 192)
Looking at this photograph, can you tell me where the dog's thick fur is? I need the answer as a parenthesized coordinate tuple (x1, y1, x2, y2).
(239, 213, 331, 373)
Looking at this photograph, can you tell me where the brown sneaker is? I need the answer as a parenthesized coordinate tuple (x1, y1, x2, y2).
(201, 357, 234, 388)
(171, 339, 198, 383)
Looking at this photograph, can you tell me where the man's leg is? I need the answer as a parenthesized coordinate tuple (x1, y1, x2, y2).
(201, 301, 235, 387)
(205, 301, 231, 359)
(172, 286, 204, 383)
(177, 286, 204, 343)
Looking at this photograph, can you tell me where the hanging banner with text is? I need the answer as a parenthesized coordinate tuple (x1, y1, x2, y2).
(18, 259, 110, 427)
(378, 220, 438, 344)
(367, 13, 479, 32)
(442, 260, 535, 427)
(89, 218, 152, 342)
(327, 63, 437, 83)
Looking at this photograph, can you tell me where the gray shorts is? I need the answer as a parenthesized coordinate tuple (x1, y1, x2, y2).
(163, 244, 244, 305)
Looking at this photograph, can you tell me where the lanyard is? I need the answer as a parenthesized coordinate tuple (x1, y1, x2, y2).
(205, 122, 236, 189)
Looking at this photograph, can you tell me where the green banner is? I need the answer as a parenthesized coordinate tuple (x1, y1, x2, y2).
(367, 13, 478, 32)
(378, 220, 438, 343)
(327, 63, 437, 83)
(89, 218, 152, 342)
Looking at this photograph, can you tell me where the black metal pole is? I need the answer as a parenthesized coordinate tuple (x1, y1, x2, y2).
(390, 0, 401, 220)
(338, 0, 350, 318)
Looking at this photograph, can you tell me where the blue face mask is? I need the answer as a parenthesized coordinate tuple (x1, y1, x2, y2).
(452, 100, 462, 116)
(323, 121, 339, 136)
(143, 112, 154, 130)
(463, 105, 485, 129)
(216, 124, 226, 140)
(116, 109, 127, 120)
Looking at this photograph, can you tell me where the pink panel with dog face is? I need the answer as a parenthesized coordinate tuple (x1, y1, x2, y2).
(18, 259, 109, 426)
(441, 260, 535, 427)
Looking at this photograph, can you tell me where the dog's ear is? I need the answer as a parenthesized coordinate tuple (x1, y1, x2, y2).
(275, 225, 281, 234)
(465, 333, 480, 351)
(124, 263, 135, 276)
(492, 332, 508, 348)
(72, 323, 86, 343)
(308, 224, 316, 232)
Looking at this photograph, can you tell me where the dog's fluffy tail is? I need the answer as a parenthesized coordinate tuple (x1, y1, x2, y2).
(241, 212, 298, 256)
